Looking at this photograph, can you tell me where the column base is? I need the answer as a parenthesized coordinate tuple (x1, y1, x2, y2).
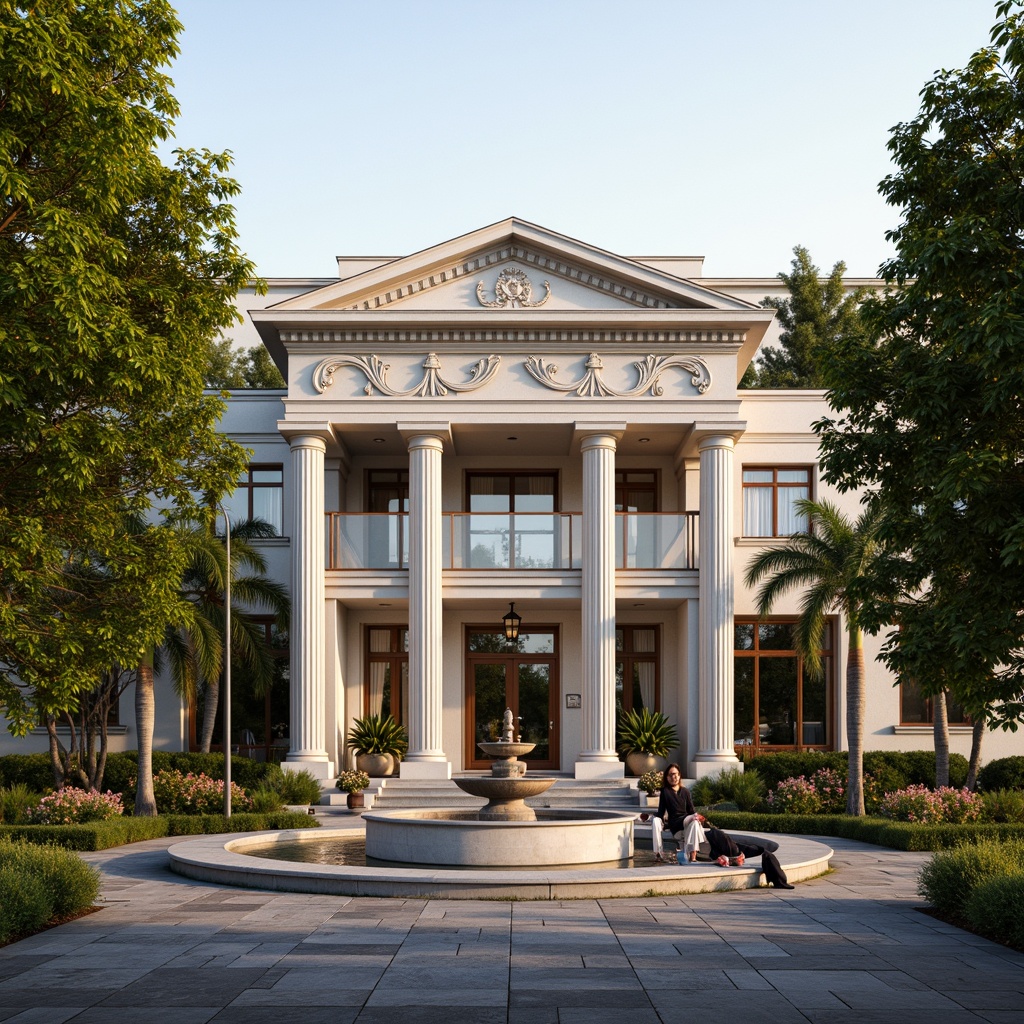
(575, 760, 626, 780)
(283, 756, 335, 781)
(688, 757, 741, 781)
(400, 760, 452, 780)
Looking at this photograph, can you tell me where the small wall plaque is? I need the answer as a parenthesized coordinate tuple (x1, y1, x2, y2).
(566, 693, 582, 709)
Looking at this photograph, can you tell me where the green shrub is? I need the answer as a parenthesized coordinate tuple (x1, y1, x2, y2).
(0, 837, 101, 918)
(0, 753, 56, 792)
(689, 775, 717, 807)
(964, 871, 1024, 949)
(981, 788, 1024, 823)
(0, 783, 40, 824)
(249, 786, 285, 813)
(0, 864, 53, 942)
(978, 756, 1024, 793)
(744, 751, 846, 790)
(616, 708, 679, 758)
(276, 769, 324, 806)
(918, 839, 1024, 919)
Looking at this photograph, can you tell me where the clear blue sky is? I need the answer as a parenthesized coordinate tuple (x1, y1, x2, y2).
(165, 0, 999, 279)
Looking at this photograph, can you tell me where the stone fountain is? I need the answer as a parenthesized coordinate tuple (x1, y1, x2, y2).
(452, 708, 555, 820)
(361, 708, 635, 867)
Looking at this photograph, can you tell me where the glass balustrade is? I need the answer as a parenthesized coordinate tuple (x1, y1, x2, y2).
(326, 512, 697, 570)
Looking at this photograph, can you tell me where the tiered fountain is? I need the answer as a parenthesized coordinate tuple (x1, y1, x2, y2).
(362, 709, 635, 867)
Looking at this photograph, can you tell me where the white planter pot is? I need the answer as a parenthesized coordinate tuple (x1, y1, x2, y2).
(625, 752, 666, 777)
(356, 752, 394, 777)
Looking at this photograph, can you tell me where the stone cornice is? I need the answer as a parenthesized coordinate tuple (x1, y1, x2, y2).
(340, 247, 675, 311)
(282, 328, 747, 345)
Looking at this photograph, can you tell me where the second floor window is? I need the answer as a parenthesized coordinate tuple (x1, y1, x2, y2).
(742, 466, 810, 537)
(223, 464, 283, 535)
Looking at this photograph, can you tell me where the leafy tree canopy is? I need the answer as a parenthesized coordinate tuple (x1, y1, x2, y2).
(816, 0, 1024, 726)
(206, 340, 285, 389)
(742, 246, 868, 389)
(0, 0, 260, 730)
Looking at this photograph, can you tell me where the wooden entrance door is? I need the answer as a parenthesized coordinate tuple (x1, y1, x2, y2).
(465, 627, 559, 770)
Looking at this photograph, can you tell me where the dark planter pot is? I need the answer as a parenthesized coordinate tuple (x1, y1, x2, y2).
(346, 792, 365, 809)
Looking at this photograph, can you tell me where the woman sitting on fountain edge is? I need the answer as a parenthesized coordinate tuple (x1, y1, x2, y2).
(651, 763, 717, 864)
(649, 764, 794, 887)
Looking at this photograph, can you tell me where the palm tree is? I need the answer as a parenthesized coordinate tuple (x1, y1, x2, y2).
(161, 517, 289, 753)
(744, 499, 881, 815)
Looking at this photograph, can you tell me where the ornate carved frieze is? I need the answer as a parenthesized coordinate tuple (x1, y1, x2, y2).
(524, 352, 712, 397)
(476, 267, 550, 308)
(343, 246, 674, 310)
(313, 352, 501, 397)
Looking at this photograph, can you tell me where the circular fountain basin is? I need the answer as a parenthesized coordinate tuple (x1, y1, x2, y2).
(364, 807, 634, 867)
(168, 827, 834, 899)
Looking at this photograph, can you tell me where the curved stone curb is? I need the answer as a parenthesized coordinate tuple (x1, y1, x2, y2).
(168, 828, 832, 900)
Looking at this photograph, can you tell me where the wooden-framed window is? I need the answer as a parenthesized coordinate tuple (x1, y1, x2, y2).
(365, 626, 409, 726)
(742, 466, 811, 537)
(367, 470, 409, 513)
(616, 626, 660, 715)
(222, 464, 284, 535)
(734, 618, 833, 750)
(900, 680, 969, 726)
(615, 471, 658, 512)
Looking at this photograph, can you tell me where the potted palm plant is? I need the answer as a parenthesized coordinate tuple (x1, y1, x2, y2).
(617, 707, 679, 777)
(346, 713, 408, 777)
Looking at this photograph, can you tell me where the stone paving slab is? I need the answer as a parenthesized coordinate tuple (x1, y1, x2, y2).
(0, 834, 1021, 1022)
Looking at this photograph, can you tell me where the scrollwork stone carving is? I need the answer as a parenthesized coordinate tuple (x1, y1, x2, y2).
(523, 352, 711, 397)
(313, 352, 501, 397)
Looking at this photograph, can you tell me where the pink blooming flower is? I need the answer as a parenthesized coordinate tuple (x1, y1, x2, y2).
(27, 788, 124, 824)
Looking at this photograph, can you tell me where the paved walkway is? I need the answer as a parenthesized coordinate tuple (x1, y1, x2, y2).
(1, 835, 1023, 1024)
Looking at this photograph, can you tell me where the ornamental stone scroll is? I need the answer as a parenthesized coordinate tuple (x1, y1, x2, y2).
(523, 352, 712, 397)
(313, 352, 501, 397)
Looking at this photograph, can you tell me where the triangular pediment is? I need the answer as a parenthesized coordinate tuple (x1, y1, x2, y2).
(270, 218, 757, 314)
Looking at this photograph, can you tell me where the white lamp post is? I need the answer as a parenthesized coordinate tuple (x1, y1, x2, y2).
(219, 503, 232, 818)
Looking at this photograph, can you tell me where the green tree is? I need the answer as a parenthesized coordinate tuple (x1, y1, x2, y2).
(743, 246, 867, 389)
(744, 500, 881, 815)
(816, 0, 1024, 727)
(205, 341, 285, 389)
(0, 0, 258, 730)
(161, 518, 289, 753)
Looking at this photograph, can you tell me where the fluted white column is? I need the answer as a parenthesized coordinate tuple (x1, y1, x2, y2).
(693, 433, 740, 775)
(286, 433, 332, 778)
(576, 432, 624, 780)
(402, 432, 450, 779)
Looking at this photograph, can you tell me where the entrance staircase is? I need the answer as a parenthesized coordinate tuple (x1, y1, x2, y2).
(320, 774, 641, 813)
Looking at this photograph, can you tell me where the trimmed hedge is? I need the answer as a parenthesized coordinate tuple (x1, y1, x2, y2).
(918, 839, 1024, 920)
(745, 749, 969, 793)
(0, 811, 318, 851)
(703, 810, 1024, 851)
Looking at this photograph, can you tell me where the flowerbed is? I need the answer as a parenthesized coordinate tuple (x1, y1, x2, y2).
(152, 770, 251, 814)
(26, 788, 123, 825)
(878, 784, 983, 825)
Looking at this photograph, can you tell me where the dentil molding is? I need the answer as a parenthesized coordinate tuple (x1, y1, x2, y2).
(524, 352, 712, 397)
(313, 352, 501, 397)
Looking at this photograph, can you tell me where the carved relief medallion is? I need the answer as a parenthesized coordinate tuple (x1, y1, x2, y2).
(476, 267, 551, 308)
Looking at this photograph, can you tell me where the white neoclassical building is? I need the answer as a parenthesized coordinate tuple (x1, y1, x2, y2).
(4, 218, 1016, 772)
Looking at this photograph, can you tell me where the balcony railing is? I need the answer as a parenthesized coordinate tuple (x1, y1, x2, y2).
(326, 512, 699, 571)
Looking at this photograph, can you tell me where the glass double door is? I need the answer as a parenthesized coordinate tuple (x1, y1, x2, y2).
(465, 628, 559, 770)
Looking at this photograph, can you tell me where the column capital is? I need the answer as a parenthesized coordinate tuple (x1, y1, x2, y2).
(277, 421, 336, 447)
(691, 421, 746, 450)
(573, 421, 626, 450)
(397, 420, 451, 440)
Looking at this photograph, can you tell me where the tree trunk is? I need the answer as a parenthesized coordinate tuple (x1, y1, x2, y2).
(845, 626, 866, 816)
(966, 715, 985, 792)
(200, 676, 219, 754)
(44, 716, 65, 789)
(933, 688, 949, 788)
(134, 652, 158, 816)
